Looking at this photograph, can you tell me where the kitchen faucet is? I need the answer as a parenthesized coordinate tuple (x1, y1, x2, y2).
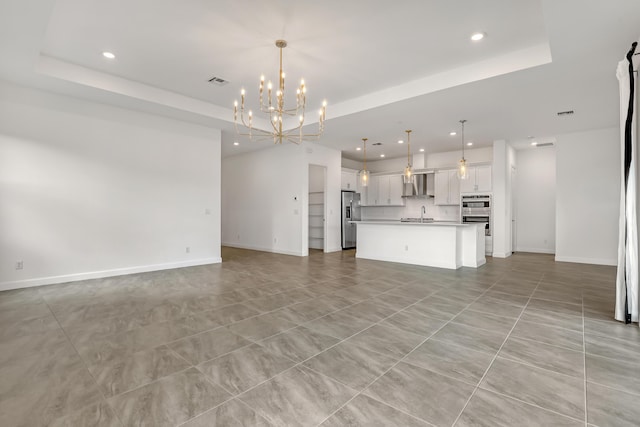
(421, 206, 426, 223)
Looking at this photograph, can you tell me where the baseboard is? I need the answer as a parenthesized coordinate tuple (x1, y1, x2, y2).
(492, 252, 513, 258)
(554, 255, 617, 266)
(515, 247, 555, 254)
(222, 242, 303, 257)
(0, 257, 222, 292)
(355, 252, 460, 270)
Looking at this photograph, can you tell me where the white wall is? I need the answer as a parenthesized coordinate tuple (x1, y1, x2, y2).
(426, 147, 493, 169)
(515, 147, 556, 253)
(342, 157, 362, 170)
(222, 141, 341, 256)
(0, 82, 222, 290)
(360, 198, 460, 222)
(492, 140, 515, 258)
(556, 127, 620, 265)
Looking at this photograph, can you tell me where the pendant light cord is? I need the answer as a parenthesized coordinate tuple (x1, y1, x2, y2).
(460, 119, 466, 160)
(362, 138, 368, 170)
(406, 130, 412, 167)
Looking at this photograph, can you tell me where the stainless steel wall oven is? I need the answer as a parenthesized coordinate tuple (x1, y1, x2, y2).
(461, 194, 491, 237)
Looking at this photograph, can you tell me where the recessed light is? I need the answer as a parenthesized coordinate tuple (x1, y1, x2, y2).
(531, 141, 538, 146)
(233, 142, 239, 146)
(102, 51, 115, 59)
(471, 32, 485, 41)
(419, 148, 425, 152)
(398, 140, 404, 144)
(449, 131, 457, 136)
(356, 147, 361, 151)
(380, 154, 385, 158)
(467, 142, 473, 146)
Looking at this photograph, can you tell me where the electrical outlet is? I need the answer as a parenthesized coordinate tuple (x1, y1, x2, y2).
(405, 245, 409, 251)
(15, 261, 23, 270)
(237, 234, 240, 240)
(274, 237, 277, 243)
(185, 247, 190, 253)
(204, 208, 211, 215)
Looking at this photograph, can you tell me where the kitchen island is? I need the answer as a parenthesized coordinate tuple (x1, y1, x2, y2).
(353, 220, 486, 269)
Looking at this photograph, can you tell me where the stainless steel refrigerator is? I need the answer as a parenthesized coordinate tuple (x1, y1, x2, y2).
(341, 191, 361, 249)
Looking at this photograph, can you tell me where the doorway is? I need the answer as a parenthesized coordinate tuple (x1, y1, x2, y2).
(511, 165, 517, 254)
(308, 164, 327, 253)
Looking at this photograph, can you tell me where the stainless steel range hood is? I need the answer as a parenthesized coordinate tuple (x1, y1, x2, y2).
(402, 172, 435, 198)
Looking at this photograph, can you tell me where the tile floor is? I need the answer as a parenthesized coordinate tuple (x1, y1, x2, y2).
(0, 248, 638, 426)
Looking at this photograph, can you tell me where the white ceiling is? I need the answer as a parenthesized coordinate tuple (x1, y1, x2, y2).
(1, 0, 639, 161)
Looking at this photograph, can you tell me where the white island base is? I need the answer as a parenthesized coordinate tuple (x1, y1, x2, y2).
(354, 221, 486, 269)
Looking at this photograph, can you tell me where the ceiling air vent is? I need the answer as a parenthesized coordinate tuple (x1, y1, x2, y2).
(208, 76, 229, 86)
(557, 110, 574, 116)
(535, 142, 554, 147)
(372, 142, 383, 146)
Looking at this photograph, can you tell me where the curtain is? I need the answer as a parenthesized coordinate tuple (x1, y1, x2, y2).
(615, 41, 639, 323)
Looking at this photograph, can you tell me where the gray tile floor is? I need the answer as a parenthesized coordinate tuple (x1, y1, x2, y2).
(1, 248, 638, 426)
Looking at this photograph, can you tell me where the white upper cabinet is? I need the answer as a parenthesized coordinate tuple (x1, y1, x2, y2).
(459, 165, 492, 193)
(361, 174, 404, 206)
(435, 169, 461, 205)
(388, 174, 404, 205)
(367, 175, 379, 205)
(341, 169, 358, 190)
(475, 165, 492, 192)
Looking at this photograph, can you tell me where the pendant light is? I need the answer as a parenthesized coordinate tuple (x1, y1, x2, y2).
(403, 130, 414, 184)
(458, 119, 469, 180)
(358, 138, 370, 187)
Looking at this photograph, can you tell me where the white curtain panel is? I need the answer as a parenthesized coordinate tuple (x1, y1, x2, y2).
(615, 41, 639, 323)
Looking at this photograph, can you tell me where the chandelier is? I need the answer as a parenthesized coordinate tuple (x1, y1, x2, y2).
(458, 119, 469, 179)
(233, 40, 327, 144)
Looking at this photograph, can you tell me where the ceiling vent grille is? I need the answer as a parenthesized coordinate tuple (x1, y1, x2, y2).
(372, 142, 383, 146)
(535, 142, 554, 147)
(208, 76, 229, 86)
(557, 110, 574, 116)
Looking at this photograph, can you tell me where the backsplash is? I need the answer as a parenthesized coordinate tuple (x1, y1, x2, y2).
(361, 198, 460, 221)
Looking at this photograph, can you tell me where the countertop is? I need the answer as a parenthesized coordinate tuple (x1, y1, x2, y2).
(351, 220, 479, 227)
